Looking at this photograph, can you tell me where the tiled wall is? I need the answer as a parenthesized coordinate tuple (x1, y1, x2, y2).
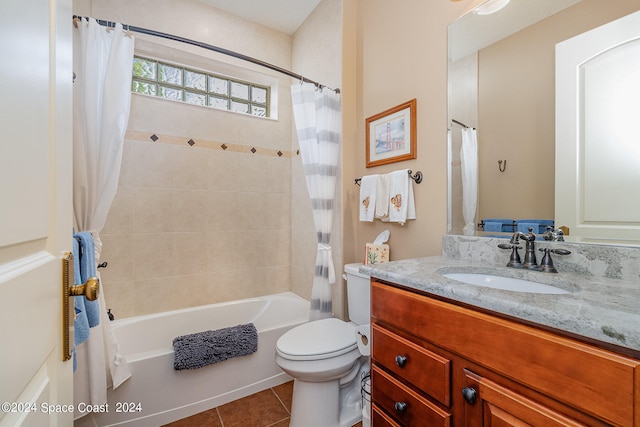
(88, 0, 343, 319)
(100, 94, 294, 317)
(95, 12, 299, 317)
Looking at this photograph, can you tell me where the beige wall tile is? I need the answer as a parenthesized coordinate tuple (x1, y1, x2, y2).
(173, 232, 209, 276)
(133, 276, 179, 315)
(171, 145, 212, 190)
(102, 186, 134, 235)
(133, 187, 173, 233)
(102, 280, 135, 320)
(99, 234, 134, 283)
(171, 189, 211, 233)
(133, 233, 174, 280)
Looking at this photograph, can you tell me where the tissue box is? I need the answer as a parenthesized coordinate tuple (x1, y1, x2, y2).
(365, 243, 389, 265)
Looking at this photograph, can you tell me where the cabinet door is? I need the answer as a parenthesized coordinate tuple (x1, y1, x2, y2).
(462, 370, 586, 427)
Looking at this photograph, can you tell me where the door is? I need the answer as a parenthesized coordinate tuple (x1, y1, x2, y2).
(556, 10, 640, 243)
(0, 1, 74, 426)
(461, 370, 585, 427)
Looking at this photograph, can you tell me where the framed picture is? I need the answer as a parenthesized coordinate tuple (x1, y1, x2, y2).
(366, 98, 416, 167)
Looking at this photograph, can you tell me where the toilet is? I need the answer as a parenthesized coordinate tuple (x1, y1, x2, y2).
(275, 263, 371, 427)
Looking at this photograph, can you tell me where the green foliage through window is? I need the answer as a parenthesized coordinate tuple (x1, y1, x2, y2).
(132, 56, 270, 118)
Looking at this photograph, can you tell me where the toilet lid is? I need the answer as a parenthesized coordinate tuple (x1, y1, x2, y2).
(276, 318, 358, 361)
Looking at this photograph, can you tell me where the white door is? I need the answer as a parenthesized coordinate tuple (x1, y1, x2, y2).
(556, 10, 640, 243)
(0, 1, 74, 426)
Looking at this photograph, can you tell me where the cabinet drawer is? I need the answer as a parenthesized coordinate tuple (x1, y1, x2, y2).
(372, 404, 402, 427)
(372, 364, 451, 427)
(372, 323, 450, 406)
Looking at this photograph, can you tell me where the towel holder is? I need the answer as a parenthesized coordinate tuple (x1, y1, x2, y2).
(355, 170, 423, 186)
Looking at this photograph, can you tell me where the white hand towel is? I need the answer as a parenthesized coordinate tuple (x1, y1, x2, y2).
(387, 169, 416, 225)
(359, 174, 378, 222)
(374, 173, 390, 220)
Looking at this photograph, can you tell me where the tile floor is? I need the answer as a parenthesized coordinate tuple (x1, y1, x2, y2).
(163, 380, 364, 427)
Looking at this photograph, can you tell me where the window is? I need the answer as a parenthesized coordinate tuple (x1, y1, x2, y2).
(132, 56, 270, 118)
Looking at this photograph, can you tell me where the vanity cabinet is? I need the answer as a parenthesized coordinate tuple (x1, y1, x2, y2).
(370, 279, 640, 427)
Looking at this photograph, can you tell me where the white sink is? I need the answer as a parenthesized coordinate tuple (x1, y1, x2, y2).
(442, 273, 570, 294)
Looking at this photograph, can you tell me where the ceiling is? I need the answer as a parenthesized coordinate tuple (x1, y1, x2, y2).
(449, 0, 581, 61)
(198, 0, 322, 34)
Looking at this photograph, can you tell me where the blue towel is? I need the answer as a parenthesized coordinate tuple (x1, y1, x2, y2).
(72, 236, 90, 371)
(483, 222, 504, 232)
(516, 219, 554, 234)
(483, 218, 514, 232)
(73, 237, 91, 346)
(74, 232, 100, 327)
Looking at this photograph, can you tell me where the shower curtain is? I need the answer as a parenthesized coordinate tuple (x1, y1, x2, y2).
(73, 17, 134, 408)
(447, 129, 453, 233)
(460, 128, 478, 235)
(291, 83, 342, 321)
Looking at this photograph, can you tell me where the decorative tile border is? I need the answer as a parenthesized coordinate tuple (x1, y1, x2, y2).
(125, 130, 296, 158)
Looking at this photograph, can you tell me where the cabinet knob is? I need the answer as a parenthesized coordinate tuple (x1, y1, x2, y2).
(462, 387, 477, 404)
(394, 401, 408, 413)
(395, 355, 408, 367)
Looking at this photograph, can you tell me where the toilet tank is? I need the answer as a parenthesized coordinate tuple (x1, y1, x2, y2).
(344, 263, 371, 325)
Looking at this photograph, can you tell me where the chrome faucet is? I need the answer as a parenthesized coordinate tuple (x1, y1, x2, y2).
(542, 226, 565, 241)
(498, 227, 571, 273)
(513, 227, 538, 269)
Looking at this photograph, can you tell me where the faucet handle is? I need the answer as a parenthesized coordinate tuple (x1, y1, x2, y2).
(538, 248, 571, 273)
(498, 243, 523, 268)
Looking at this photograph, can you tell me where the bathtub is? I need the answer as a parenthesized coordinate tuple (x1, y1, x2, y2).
(75, 292, 310, 427)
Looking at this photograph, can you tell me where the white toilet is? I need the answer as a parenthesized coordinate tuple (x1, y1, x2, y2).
(275, 263, 371, 427)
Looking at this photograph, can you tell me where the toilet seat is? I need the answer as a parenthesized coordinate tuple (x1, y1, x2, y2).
(276, 318, 357, 361)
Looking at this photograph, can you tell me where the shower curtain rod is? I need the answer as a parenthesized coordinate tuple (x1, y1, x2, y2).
(73, 16, 340, 93)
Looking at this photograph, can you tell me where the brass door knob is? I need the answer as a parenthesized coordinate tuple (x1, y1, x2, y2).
(70, 277, 100, 301)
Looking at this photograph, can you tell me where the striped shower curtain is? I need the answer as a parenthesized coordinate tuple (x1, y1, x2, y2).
(291, 83, 342, 320)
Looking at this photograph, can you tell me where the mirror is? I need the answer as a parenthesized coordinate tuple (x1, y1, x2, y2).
(447, 0, 640, 242)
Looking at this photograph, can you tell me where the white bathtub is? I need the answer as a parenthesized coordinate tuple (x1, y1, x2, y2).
(75, 292, 310, 427)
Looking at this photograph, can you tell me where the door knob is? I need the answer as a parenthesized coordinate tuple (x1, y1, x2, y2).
(69, 277, 100, 301)
(62, 252, 101, 362)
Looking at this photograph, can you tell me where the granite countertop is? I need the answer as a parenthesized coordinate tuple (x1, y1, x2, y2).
(362, 256, 640, 356)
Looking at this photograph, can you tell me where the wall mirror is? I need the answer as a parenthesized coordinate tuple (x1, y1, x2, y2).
(447, 0, 640, 244)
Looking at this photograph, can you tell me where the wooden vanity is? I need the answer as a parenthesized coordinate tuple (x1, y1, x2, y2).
(370, 278, 640, 426)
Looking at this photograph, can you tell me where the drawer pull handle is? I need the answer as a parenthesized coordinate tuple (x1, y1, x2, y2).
(462, 387, 478, 404)
(395, 355, 408, 367)
(394, 401, 408, 413)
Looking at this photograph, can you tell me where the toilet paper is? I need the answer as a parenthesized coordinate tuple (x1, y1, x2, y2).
(356, 324, 371, 356)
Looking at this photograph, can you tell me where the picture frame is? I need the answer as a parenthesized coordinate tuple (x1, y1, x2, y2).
(366, 98, 417, 168)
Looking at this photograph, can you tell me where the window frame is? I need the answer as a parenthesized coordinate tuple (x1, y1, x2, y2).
(132, 55, 271, 118)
